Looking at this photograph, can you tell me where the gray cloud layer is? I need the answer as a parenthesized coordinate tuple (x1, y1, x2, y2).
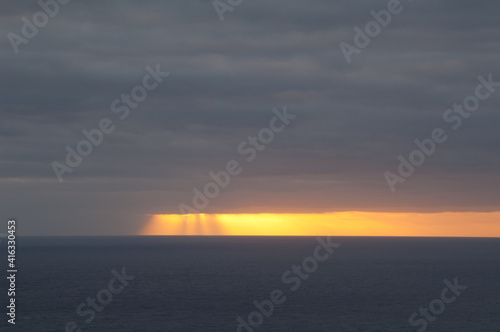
(1, 0, 499, 235)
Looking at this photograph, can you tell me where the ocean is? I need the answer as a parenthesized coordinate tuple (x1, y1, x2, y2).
(1, 236, 499, 331)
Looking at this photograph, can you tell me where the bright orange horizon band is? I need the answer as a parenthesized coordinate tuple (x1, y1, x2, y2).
(140, 212, 500, 237)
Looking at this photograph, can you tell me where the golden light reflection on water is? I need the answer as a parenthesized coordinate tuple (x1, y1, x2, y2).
(140, 212, 500, 236)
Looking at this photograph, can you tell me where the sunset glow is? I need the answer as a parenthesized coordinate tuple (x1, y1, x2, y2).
(141, 212, 500, 237)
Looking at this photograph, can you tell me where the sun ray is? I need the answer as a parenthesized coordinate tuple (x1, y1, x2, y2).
(140, 212, 500, 237)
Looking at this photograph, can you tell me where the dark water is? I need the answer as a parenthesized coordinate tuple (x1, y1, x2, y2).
(1, 236, 499, 331)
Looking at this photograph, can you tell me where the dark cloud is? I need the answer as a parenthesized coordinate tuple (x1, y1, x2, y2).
(0, 0, 499, 235)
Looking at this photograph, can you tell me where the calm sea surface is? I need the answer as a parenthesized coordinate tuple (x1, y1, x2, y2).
(1, 236, 499, 331)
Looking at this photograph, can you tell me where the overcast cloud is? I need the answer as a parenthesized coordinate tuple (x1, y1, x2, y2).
(1, 0, 499, 235)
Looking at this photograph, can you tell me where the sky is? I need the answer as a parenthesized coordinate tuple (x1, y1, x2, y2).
(1, 0, 499, 236)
